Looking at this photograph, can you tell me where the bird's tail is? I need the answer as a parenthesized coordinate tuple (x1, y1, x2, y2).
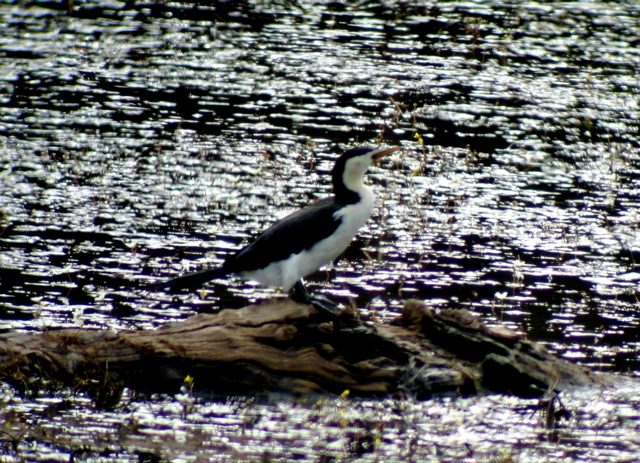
(150, 267, 229, 291)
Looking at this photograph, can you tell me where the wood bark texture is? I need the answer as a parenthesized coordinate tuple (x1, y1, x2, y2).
(0, 299, 607, 403)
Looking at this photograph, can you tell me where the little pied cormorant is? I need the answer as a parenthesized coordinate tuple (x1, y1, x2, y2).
(153, 146, 399, 313)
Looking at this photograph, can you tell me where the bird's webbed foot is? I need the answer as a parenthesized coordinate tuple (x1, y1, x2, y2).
(290, 280, 338, 315)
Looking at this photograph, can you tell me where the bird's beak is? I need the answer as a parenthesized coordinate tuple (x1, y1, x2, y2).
(371, 146, 400, 160)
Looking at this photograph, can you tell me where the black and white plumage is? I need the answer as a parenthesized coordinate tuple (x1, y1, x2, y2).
(154, 145, 399, 312)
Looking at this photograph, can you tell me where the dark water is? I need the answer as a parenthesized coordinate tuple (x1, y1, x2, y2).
(1, 0, 640, 461)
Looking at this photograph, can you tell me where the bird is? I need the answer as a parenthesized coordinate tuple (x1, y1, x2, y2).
(152, 145, 399, 313)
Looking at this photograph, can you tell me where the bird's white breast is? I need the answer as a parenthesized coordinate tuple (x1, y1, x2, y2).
(241, 187, 375, 292)
(284, 186, 375, 289)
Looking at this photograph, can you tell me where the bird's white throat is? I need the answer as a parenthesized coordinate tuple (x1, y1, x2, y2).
(341, 155, 375, 196)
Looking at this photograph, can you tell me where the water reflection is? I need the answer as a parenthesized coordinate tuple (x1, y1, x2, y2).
(1, 0, 640, 460)
(3, 379, 640, 462)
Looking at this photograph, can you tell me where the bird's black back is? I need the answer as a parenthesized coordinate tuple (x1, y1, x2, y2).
(223, 197, 343, 273)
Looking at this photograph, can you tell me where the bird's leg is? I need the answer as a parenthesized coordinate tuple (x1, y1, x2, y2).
(290, 280, 338, 314)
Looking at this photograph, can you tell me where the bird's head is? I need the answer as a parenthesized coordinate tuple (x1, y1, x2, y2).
(342, 145, 399, 161)
(332, 146, 399, 202)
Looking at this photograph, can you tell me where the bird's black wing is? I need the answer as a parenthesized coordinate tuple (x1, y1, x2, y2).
(224, 197, 342, 273)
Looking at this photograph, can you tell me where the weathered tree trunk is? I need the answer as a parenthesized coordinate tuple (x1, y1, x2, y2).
(0, 299, 607, 405)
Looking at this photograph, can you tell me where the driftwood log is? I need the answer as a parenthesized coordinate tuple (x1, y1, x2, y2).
(0, 299, 606, 405)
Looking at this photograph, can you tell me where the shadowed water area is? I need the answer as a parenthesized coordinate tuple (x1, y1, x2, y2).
(1, 0, 639, 461)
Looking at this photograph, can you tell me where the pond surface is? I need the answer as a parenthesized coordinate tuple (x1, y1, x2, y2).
(1, 0, 639, 461)
(2, 378, 640, 462)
